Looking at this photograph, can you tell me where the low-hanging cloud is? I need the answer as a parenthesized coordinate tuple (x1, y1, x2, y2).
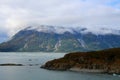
(0, 0, 120, 37)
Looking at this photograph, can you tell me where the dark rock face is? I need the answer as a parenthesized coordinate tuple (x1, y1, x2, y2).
(41, 58, 76, 70)
(41, 48, 120, 74)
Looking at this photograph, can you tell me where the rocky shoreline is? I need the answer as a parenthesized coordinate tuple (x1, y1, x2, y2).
(69, 68, 106, 73)
(41, 48, 120, 74)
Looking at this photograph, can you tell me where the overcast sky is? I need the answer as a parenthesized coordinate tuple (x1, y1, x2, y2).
(0, 0, 120, 42)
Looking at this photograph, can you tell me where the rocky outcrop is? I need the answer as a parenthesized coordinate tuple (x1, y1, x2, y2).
(41, 48, 120, 74)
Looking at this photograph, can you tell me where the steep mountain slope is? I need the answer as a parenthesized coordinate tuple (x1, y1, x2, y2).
(0, 25, 120, 52)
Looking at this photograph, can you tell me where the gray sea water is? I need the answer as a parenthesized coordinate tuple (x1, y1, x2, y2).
(0, 52, 119, 80)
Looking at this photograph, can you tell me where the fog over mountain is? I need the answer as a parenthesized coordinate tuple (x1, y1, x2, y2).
(24, 25, 120, 35)
(0, 0, 120, 43)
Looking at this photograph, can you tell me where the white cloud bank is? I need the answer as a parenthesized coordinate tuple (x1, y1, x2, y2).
(0, 0, 120, 37)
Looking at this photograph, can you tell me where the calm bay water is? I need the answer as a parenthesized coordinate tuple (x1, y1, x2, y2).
(0, 52, 119, 80)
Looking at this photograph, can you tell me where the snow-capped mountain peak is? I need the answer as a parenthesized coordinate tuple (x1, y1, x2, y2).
(23, 25, 120, 35)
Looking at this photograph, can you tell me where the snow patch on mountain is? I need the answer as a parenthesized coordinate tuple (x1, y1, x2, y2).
(77, 39, 87, 48)
(54, 39, 62, 51)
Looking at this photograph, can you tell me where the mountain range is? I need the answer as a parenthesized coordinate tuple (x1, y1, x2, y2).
(0, 25, 120, 52)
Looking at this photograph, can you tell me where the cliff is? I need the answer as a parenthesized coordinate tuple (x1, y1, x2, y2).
(41, 48, 120, 74)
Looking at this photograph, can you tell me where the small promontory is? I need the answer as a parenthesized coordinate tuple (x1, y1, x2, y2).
(41, 48, 120, 74)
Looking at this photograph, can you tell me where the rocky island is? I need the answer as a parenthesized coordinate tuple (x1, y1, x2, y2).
(0, 63, 23, 66)
(41, 48, 120, 74)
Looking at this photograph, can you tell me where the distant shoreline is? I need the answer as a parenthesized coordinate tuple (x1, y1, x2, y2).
(0, 63, 23, 66)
